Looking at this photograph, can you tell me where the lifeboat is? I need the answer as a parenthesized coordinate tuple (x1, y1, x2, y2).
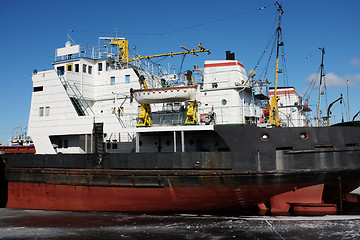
(132, 85, 197, 104)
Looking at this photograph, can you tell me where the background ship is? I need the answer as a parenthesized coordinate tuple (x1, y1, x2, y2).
(1, 3, 360, 215)
(0, 126, 35, 154)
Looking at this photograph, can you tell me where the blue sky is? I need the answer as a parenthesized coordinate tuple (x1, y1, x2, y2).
(1, 0, 360, 144)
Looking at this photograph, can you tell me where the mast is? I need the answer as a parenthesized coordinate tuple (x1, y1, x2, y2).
(317, 47, 325, 126)
(347, 79, 350, 121)
(268, 2, 283, 126)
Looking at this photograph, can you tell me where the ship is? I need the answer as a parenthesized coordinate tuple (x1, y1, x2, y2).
(0, 126, 35, 155)
(1, 4, 360, 215)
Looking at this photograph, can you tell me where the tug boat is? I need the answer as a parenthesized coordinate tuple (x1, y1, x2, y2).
(1, 4, 360, 215)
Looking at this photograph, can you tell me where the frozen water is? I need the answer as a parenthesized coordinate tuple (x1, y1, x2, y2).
(0, 208, 360, 239)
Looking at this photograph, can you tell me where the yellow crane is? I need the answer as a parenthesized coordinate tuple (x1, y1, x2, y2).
(108, 38, 210, 64)
(268, 2, 283, 127)
(106, 38, 210, 127)
(128, 43, 210, 63)
(136, 76, 152, 127)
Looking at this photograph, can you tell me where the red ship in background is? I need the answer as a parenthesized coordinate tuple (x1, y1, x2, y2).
(0, 127, 35, 154)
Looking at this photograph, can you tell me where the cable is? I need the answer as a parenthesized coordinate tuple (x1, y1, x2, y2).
(70, 5, 270, 37)
(158, 5, 270, 35)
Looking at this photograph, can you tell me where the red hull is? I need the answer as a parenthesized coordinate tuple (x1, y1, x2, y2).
(6, 181, 319, 212)
(7, 182, 241, 211)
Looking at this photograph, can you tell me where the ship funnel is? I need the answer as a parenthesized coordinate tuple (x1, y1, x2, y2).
(226, 51, 235, 60)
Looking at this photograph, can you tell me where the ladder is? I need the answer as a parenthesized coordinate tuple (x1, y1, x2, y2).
(58, 74, 94, 116)
(235, 187, 248, 208)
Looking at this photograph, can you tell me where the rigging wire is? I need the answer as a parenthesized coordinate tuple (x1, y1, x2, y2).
(253, 30, 277, 72)
(70, 4, 271, 37)
(158, 5, 271, 36)
(323, 76, 328, 110)
(287, 55, 312, 64)
(303, 66, 321, 101)
(251, 4, 279, 79)
(177, 55, 187, 83)
(256, 30, 277, 81)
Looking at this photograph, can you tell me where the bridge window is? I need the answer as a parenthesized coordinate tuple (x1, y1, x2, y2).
(111, 76, 115, 85)
(125, 75, 130, 84)
(66, 64, 73, 71)
(83, 64, 87, 73)
(88, 66, 92, 74)
(39, 107, 44, 117)
(98, 63, 103, 71)
(74, 64, 79, 72)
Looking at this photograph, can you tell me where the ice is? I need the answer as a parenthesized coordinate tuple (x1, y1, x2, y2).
(0, 209, 359, 239)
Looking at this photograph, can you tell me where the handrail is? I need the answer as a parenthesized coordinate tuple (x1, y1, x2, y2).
(57, 74, 94, 116)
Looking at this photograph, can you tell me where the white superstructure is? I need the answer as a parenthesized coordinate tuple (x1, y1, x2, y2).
(27, 38, 309, 154)
(269, 87, 311, 127)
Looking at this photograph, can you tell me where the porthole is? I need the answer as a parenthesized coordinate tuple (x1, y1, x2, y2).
(222, 99, 227, 105)
(300, 132, 309, 140)
(261, 134, 270, 141)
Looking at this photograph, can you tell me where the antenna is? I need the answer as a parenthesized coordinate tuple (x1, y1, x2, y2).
(67, 29, 76, 45)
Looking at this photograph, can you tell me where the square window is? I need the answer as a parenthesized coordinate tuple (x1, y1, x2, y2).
(45, 106, 50, 116)
(39, 107, 44, 117)
(66, 64, 73, 71)
(75, 64, 79, 72)
(110, 76, 115, 85)
(125, 75, 130, 84)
